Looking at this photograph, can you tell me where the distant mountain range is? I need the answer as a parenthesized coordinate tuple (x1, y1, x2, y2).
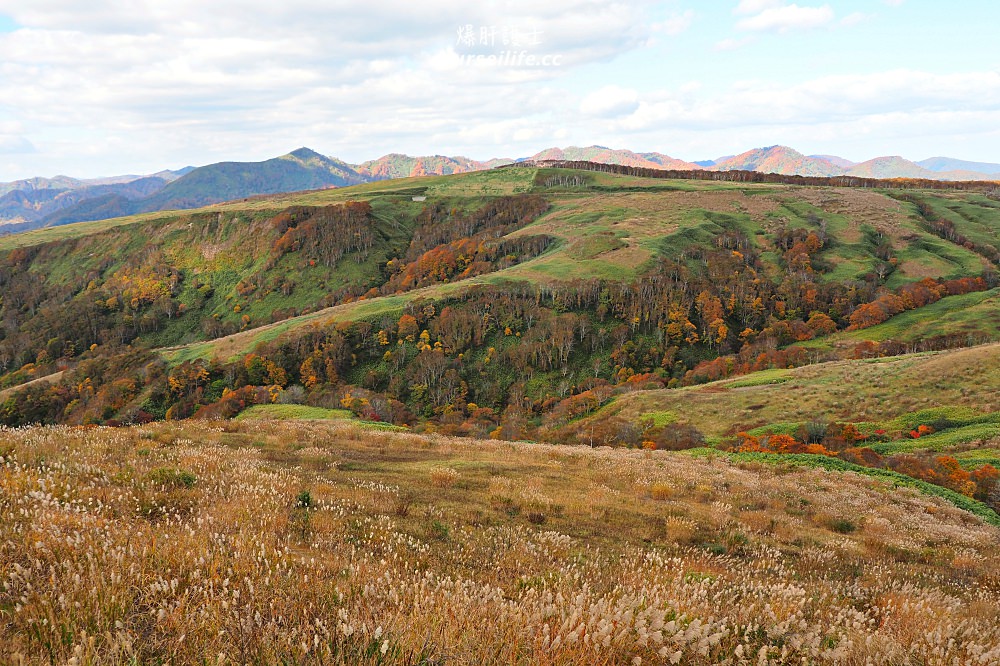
(355, 154, 510, 180)
(700, 146, 1000, 181)
(2, 144, 999, 235)
(0, 149, 362, 233)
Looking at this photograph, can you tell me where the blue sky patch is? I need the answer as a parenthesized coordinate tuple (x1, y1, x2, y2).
(0, 14, 19, 33)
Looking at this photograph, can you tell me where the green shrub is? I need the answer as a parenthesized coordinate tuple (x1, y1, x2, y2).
(146, 467, 196, 488)
(829, 518, 857, 534)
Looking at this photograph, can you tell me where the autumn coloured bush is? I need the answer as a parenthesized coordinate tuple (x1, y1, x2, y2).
(734, 432, 833, 456)
(886, 454, 984, 498)
(428, 466, 459, 488)
(732, 421, 1000, 511)
(906, 423, 936, 439)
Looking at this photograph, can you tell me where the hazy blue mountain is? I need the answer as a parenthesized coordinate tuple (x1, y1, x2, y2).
(918, 157, 1000, 175)
(0, 177, 169, 231)
(137, 148, 366, 212)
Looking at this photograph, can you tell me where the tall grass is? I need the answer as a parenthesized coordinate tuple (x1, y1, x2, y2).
(1, 420, 998, 664)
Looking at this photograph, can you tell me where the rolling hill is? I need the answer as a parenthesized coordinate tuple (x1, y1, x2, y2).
(846, 156, 938, 180)
(0, 174, 92, 197)
(577, 342, 1000, 443)
(0, 168, 190, 199)
(0, 169, 192, 233)
(136, 147, 366, 211)
(809, 154, 858, 169)
(354, 146, 702, 181)
(2, 164, 999, 430)
(0, 149, 368, 233)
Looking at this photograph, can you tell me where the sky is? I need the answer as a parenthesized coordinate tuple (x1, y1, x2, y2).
(0, 0, 999, 180)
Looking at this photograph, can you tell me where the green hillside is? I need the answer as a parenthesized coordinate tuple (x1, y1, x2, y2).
(159, 170, 999, 364)
(587, 343, 1000, 441)
(2, 166, 998, 445)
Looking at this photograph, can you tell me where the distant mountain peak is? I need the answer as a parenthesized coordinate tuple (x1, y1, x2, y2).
(354, 153, 492, 180)
(810, 154, 857, 169)
(845, 156, 933, 180)
(286, 147, 324, 160)
(711, 145, 841, 177)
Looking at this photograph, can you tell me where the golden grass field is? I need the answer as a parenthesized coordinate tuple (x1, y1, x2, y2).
(1, 419, 999, 664)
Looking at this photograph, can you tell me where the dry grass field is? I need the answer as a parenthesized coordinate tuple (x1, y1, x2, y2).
(2, 419, 999, 664)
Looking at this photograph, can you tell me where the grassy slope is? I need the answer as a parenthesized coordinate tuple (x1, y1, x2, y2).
(599, 342, 1000, 440)
(234, 403, 408, 430)
(0, 168, 540, 252)
(3, 167, 999, 370)
(0, 210, 188, 251)
(693, 450, 1000, 526)
(800, 287, 1000, 354)
(234, 404, 355, 420)
(156, 175, 997, 363)
(2, 419, 998, 663)
(9, 203, 409, 351)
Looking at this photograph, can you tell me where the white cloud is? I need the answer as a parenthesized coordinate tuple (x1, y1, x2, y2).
(736, 4, 835, 32)
(0, 135, 34, 154)
(715, 37, 756, 51)
(0, 120, 34, 154)
(734, 0, 784, 16)
(653, 10, 695, 36)
(562, 68, 1000, 163)
(839, 12, 869, 27)
(0, 0, 663, 178)
(0, 1, 995, 179)
(597, 70, 1000, 143)
(580, 85, 640, 117)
